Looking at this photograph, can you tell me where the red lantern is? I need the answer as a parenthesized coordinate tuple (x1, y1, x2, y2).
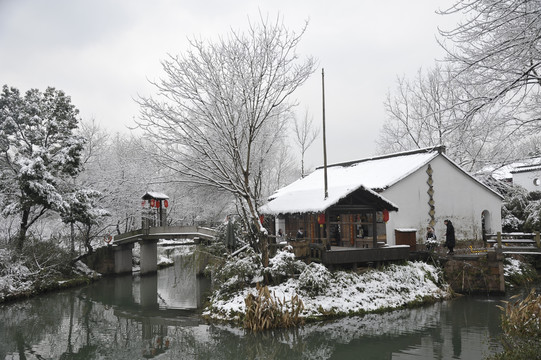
(259, 214, 264, 224)
(317, 213, 326, 225)
(141, 200, 146, 207)
(383, 209, 389, 223)
(150, 199, 156, 208)
(104, 235, 112, 244)
(164, 199, 169, 208)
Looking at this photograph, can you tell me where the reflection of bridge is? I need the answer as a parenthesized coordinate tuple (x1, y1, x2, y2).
(79, 271, 207, 359)
(112, 226, 217, 275)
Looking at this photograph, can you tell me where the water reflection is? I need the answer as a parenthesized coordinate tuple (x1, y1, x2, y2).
(2, 254, 536, 359)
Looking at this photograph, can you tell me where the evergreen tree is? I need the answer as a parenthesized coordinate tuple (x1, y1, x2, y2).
(0, 85, 84, 251)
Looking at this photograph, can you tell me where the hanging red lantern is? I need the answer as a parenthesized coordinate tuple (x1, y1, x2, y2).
(317, 213, 326, 225)
(383, 209, 389, 223)
(150, 199, 156, 208)
(164, 199, 169, 208)
(259, 214, 264, 224)
(141, 200, 146, 207)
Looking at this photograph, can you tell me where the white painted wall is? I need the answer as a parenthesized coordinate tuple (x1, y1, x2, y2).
(275, 217, 285, 236)
(382, 155, 502, 244)
(512, 170, 541, 192)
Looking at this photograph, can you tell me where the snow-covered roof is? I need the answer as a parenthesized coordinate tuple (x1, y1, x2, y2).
(142, 191, 169, 200)
(487, 156, 541, 179)
(262, 146, 502, 215)
(262, 148, 440, 215)
(510, 157, 541, 174)
(262, 183, 398, 215)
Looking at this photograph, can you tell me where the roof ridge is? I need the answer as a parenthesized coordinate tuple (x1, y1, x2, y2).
(317, 145, 446, 170)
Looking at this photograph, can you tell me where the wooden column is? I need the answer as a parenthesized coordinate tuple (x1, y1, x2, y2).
(372, 210, 378, 248)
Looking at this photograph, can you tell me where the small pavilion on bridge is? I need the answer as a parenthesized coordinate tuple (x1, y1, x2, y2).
(111, 192, 217, 276)
(141, 191, 170, 228)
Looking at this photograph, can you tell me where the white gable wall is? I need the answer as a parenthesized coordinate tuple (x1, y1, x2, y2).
(381, 155, 502, 244)
(512, 170, 541, 192)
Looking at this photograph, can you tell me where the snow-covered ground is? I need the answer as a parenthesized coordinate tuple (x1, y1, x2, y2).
(0, 247, 102, 302)
(204, 248, 452, 322)
(0, 248, 34, 301)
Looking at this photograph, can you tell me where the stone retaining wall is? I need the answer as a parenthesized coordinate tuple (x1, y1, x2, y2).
(443, 251, 505, 294)
(81, 246, 116, 275)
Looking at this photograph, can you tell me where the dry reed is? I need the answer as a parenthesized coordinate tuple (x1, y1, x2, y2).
(497, 288, 541, 352)
(243, 283, 304, 331)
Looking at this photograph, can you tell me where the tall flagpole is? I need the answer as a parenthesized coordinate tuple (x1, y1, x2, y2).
(322, 68, 328, 199)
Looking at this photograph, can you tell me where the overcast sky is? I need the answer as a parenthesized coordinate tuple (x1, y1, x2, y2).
(0, 0, 457, 168)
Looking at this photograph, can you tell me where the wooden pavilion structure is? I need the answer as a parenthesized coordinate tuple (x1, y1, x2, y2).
(262, 185, 409, 267)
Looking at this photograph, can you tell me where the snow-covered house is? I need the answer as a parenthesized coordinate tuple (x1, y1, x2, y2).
(485, 156, 541, 193)
(504, 157, 541, 192)
(262, 146, 502, 246)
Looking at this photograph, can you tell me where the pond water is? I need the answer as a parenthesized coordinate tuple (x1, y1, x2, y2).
(0, 252, 533, 360)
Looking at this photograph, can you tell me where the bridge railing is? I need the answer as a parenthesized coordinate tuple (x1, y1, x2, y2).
(114, 226, 217, 245)
(485, 232, 541, 254)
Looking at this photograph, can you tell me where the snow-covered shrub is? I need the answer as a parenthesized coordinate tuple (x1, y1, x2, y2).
(501, 186, 541, 232)
(21, 240, 72, 275)
(524, 199, 541, 231)
(298, 262, 332, 296)
(213, 220, 242, 253)
(501, 186, 529, 232)
(503, 257, 537, 288)
(212, 248, 263, 295)
(264, 246, 307, 285)
(0, 248, 33, 301)
(502, 214, 524, 233)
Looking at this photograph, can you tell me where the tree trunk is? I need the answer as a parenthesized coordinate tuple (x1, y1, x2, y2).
(84, 225, 93, 254)
(70, 222, 75, 256)
(16, 209, 30, 252)
(241, 194, 270, 275)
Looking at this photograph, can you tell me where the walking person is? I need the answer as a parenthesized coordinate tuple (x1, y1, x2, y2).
(444, 219, 455, 255)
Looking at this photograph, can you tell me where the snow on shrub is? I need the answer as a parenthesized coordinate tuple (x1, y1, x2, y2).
(265, 247, 306, 285)
(504, 257, 523, 278)
(213, 248, 263, 295)
(0, 249, 33, 301)
(205, 261, 451, 322)
(298, 262, 332, 296)
(504, 257, 537, 287)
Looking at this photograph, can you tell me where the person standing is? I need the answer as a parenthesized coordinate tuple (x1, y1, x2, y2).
(276, 228, 284, 243)
(426, 226, 437, 251)
(296, 227, 304, 239)
(444, 219, 455, 255)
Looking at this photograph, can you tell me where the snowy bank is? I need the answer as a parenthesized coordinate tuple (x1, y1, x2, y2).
(0, 243, 106, 304)
(204, 249, 451, 323)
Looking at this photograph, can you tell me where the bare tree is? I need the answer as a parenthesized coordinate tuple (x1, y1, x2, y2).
(259, 133, 298, 200)
(293, 109, 320, 177)
(136, 15, 316, 255)
(378, 64, 520, 171)
(439, 0, 541, 133)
